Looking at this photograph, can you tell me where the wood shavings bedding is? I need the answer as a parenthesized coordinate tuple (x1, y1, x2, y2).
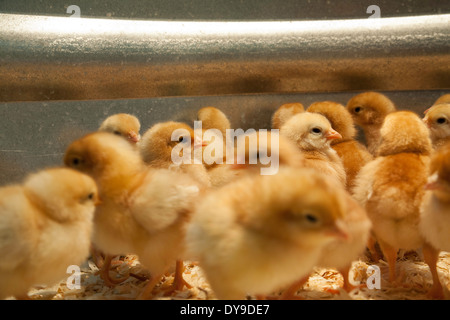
(8, 252, 450, 300)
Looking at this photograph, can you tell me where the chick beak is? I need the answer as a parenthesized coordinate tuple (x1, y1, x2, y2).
(424, 181, 442, 191)
(128, 131, 140, 143)
(424, 173, 442, 191)
(325, 129, 342, 141)
(94, 196, 102, 206)
(424, 107, 431, 114)
(193, 136, 208, 149)
(325, 219, 350, 241)
(423, 117, 431, 129)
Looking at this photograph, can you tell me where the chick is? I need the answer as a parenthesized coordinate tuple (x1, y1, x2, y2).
(233, 130, 305, 173)
(281, 188, 371, 297)
(352, 111, 433, 285)
(139, 121, 211, 189)
(64, 132, 201, 298)
(186, 167, 349, 300)
(432, 94, 450, 106)
(271, 103, 305, 130)
(280, 112, 347, 188)
(307, 101, 373, 191)
(419, 142, 450, 298)
(423, 103, 450, 150)
(99, 113, 141, 144)
(0, 168, 98, 299)
(346, 92, 397, 155)
(197, 106, 231, 137)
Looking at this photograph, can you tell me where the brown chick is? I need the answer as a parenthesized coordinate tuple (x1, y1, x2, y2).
(423, 103, 450, 150)
(346, 92, 397, 155)
(352, 111, 433, 286)
(307, 101, 373, 191)
(185, 167, 349, 300)
(139, 121, 211, 189)
(64, 132, 201, 298)
(0, 168, 99, 299)
(419, 142, 450, 298)
(197, 106, 231, 137)
(271, 103, 305, 130)
(280, 112, 347, 188)
(99, 113, 141, 144)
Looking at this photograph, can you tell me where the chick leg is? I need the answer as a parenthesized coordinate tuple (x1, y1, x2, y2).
(162, 260, 193, 296)
(423, 242, 444, 299)
(90, 244, 105, 268)
(99, 254, 129, 287)
(367, 234, 381, 262)
(137, 274, 164, 300)
(378, 240, 398, 283)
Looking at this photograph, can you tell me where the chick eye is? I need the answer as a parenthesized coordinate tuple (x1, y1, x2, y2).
(113, 130, 121, 136)
(436, 117, 447, 124)
(311, 127, 322, 134)
(71, 157, 81, 166)
(178, 136, 185, 143)
(304, 213, 319, 224)
(354, 106, 362, 113)
(87, 193, 94, 200)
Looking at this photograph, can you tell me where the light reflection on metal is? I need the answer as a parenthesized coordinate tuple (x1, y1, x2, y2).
(0, 13, 449, 101)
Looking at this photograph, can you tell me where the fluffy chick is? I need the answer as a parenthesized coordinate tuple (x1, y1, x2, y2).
(280, 112, 347, 188)
(419, 142, 450, 298)
(99, 113, 141, 144)
(352, 111, 433, 285)
(432, 94, 450, 106)
(197, 106, 231, 137)
(307, 101, 373, 191)
(139, 121, 211, 189)
(0, 168, 98, 299)
(423, 103, 450, 150)
(186, 167, 349, 300)
(64, 132, 201, 298)
(346, 92, 396, 155)
(271, 103, 305, 129)
(207, 130, 305, 186)
(281, 188, 371, 297)
(234, 130, 305, 173)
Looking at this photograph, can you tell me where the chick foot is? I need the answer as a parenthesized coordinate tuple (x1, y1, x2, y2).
(137, 274, 164, 300)
(99, 254, 130, 287)
(162, 260, 193, 296)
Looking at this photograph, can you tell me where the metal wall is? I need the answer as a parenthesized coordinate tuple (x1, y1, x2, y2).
(0, 1, 449, 184)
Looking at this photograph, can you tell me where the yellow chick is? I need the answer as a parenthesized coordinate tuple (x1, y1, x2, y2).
(0, 168, 99, 299)
(419, 142, 450, 298)
(233, 130, 305, 173)
(186, 167, 349, 300)
(281, 188, 371, 297)
(352, 111, 433, 285)
(423, 103, 450, 150)
(139, 121, 211, 189)
(346, 92, 397, 155)
(432, 94, 450, 106)
(271, 103, 305, 130)
(197, 106, 231, 137)
(307, 101, 373, 191)
(64, 132, 201, 298)
(207, 130, 304, 186)
(280, 112, 347, 188)
(99, 113, 141, 144)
